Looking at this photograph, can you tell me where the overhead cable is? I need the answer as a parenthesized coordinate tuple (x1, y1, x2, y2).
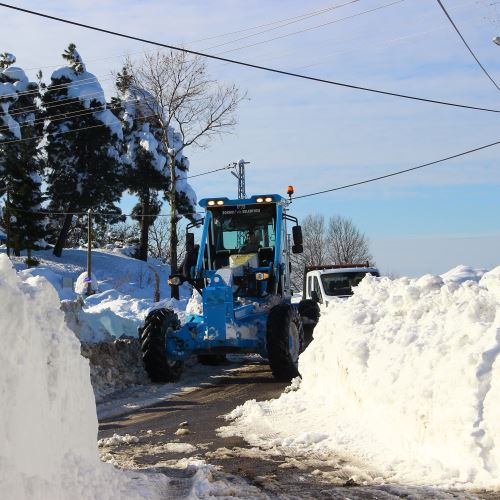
(1, 2, 499, 114)
(294, 138, 500, 199)
(212, 1, 403, 55)
(435, 0, 500, 92)
(17, 1, 362, 72)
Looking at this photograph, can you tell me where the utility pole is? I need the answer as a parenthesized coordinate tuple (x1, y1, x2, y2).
(5, 184, 11, 259)
(86, 208, 93, 296)
(231, 159, 250, 199)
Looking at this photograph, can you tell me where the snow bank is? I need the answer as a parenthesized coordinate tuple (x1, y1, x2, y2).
(0, 255, 162, 499)
(9, 248, 191, 342)
(221, 267, 500, 489)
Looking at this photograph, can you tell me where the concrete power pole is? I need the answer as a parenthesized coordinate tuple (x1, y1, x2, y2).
(231, 159, 250, 199)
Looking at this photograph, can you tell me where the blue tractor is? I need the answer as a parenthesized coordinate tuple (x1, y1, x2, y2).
(139, 192, 309, 382)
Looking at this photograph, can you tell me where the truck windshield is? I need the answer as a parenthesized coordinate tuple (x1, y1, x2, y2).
(210, 204, 276, 253)
(320, 271, 379, 296)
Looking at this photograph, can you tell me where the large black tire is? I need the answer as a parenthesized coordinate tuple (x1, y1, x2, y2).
(266, 304, 304, 382)
(298, 299, 321, 345)
(197, 354, 227, 365)
(139, 308, 184, 382)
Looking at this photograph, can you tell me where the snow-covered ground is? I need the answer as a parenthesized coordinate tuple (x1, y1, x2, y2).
(220, 265, 500, 491)
(0, 247, 191, 342)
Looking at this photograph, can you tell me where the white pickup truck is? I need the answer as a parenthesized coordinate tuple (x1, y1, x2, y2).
(298, 264, 380, 343)
(303, 263, 380, 306)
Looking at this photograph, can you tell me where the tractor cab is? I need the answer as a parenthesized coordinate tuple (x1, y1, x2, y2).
(183, 194, 302, 298)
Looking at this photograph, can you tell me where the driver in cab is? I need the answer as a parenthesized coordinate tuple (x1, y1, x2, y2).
(240, 229, 261, 253)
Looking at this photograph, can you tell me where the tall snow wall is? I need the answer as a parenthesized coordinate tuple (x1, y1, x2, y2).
(0, 255, 158, 499)
(223, 266, 500, 489)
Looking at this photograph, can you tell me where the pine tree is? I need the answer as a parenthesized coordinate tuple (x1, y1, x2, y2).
(114, 65, 169, 261)
(43, 44, 124, 256)
(0, 53, 45, 258)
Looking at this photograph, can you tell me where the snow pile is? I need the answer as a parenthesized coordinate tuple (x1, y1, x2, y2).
(75, 271, 98, 295)
(0, 255, 162, 499)
(98, 434, 139, 447)
(221, 266, 500, 489)
(80, 339, 150, 401)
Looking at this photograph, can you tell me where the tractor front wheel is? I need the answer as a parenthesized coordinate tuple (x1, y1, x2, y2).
(139, 308, 184, 382)
(266, 304, 304, 381)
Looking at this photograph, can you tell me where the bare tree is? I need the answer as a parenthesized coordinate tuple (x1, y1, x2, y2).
(148, 217, 186, 265)
(128, 50, 244, 297)
(291, 214, 373, 292)
(290, 214, 327, 291)
(326, 215, 372, 265)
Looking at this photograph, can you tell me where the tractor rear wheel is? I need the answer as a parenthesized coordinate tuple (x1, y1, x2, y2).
(266, 304, 304, 381)
(298, 299, 321, 345)
(139, 308, 184, 382)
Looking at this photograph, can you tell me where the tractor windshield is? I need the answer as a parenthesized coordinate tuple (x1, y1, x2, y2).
(208, 204, 276, 267)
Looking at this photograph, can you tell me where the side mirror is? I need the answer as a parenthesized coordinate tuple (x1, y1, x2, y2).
(311, 290, 320, 303)
(186, 232, 195, 254)
(292, 244, 303, 254)
(292, 225, 303, 245)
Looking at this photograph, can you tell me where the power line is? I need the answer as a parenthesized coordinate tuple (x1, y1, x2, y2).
(205, 0, 363, 51)
(212, 1, 403, 55)
(5, 206, 202, 218)
(1, 2, 499, 114)
(293, 138, 500, 199)
(185, 164, 234, 178)
(0, 73, 111, 100)
(191, 1, 361, 44)
(435, 0, 500, 92)
(15, 1, 362, 73)
(0, 94, 163, 134)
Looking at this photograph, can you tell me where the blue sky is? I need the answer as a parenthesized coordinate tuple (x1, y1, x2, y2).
(2, 0, 500, 275)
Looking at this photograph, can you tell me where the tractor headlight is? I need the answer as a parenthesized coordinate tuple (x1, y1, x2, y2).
(256, 197, 264, 203)
(264, 197, 273, 202)
(216, 200, 224, 205)
(208, 200, 215, 206)
(255, 272, 269, 281)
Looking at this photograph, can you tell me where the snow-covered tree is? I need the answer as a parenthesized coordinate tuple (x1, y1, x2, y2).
(113, 65, 169, 261)
(0, 52, 20, 197)
(43, 44, 124, 257)
(0, 53, 45, 258)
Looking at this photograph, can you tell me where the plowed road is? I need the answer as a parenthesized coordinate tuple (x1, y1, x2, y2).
(98, 360, 499, 499)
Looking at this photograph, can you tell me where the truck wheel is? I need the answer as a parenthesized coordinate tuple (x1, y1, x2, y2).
(139, 308, 184, 382)
(266, 304, 304, 381)
(197, 354, 227, 365)
(298, 299, 321, 345)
